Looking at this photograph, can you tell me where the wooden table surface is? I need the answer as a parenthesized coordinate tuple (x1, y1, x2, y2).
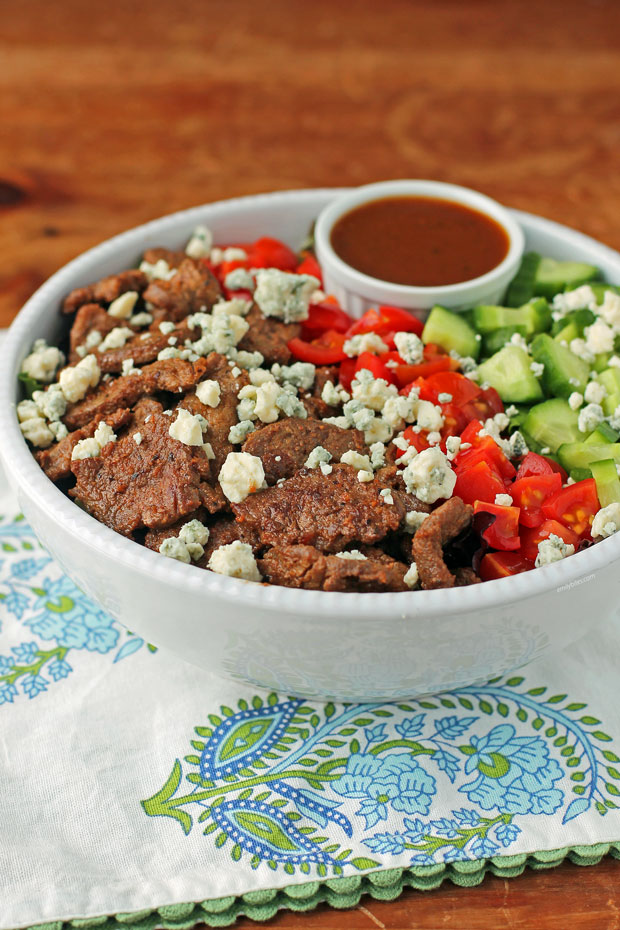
(3, 0, 620, 926)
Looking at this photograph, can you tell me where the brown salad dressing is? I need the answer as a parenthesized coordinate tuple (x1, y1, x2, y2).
(330, 196, 510, 287)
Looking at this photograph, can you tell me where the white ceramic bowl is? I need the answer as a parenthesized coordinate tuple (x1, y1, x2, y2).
(2, 188, 620, 703)
(314, 180, 525, 316)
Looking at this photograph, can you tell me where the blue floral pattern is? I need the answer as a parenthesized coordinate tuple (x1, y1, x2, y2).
(0, 513, 155, 703)
(142, 685, 620, 876)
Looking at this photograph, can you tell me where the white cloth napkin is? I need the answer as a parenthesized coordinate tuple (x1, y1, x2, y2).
(1, 466, 620, 930)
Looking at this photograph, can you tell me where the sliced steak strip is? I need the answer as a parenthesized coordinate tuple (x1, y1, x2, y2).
(69, 304, 120, 364)
(130, 396, 163, 428)
(143, 259, 221, 322)
(64, 358, 208, 430)
(63, 270, 148, 314)
(237, 305, 300, 365)
(232, 463, 404, 553)
(242, 418, 368, 484)
(35, 408, 132, 483)
(70, 413, 212, 536)
(142, 246, 188, 268)
(178, 353, 248, 474)
(259, 544, 409, 592)
(96, 320, 198, 373)
(412, 497, 474, 590)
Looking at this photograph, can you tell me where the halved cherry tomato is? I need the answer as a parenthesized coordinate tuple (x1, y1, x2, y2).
(455, 437, 516, 481)
(418, 371, 482, 406)
(354, 351, 396, 385)
(338, 357, 357, 392)
(439, 403, 471, 439)
(247, 236, 299, 271)
(510, 474, 562, 527)
(345, 305, 424, 339)
(301, 303, 354, 339)
(296, 252, 323, 282)
(397, 357, 460, 390)
(461, 386, 505, 422)
(479, 551, 535, 581)
(519, 519, 580, 562)
(288, 329, 347, 365)
(397, 425, 431, 455)
(473, 501, 521, 551)
(541, 478, 600, 538)
(453, 460, 507, 505)
(460, 419, 484, 445)
(515, 451, 568, 483)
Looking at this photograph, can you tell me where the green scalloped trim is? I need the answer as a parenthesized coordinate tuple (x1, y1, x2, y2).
(22, 841, 620, 930)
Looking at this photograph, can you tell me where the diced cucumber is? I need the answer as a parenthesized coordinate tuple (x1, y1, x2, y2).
(530, 333, 590, 398)
(477, 345, 543, 404)
(589, 283, 620, 303)
(523, 398, 582, 454)
(482, 326, 528, 355)
(505, 252, 541, 307)
(551, 308, 596, 339)
(570, 467, 593, 482)
(422, 305, 480, 359)
(584, 422, 619, 445)
(590, 459, 620, 507)
(597, 368, 620, 416)
(557, 442, 620, 472)
(533, 258, 600, 298)
(472, 299, 550, 336)
(592, 353, 612, 373)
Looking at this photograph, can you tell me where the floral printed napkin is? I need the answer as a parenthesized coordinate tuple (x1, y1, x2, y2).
(1, 467, 620, 930)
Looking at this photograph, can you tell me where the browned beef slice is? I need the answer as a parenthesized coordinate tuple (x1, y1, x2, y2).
(313, 366, 340, 397)
(96, 320, 198, 373)
(70, 413, 212, 536)
(143, 259, 221, 322)
(301, 396, 337, 419)
(145, 513, 244, 567)
(63, 270, 148, 314)
(242, 418, 368, 484)
(130, 396, 164, 428)
(232, 463, 404, 553)
(412, 497, 473, 590)
(142, 247, 189, 268)
(258, 545, 409, 592)
(237, 305, 300, 365)
(64, 358, 209, 430)
(35, 408, 132, 483)
(375, 466, 432, 517)
(69, 304, 120, 363)
(179, 353, 248, 474)
(455, 566, 481, 586)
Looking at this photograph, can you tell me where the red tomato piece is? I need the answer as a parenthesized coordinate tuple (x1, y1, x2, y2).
(515, 451, 555, 479)
(541, 478, 600, 538)
(439, 403, 471, 439)
(510, 474, 562, 527)
(301, 303, 354, 339)
(354, 351, 397, 385)
(519, 519, 581, 562)
(473, 501, 521, 551)
(345, 305, 424, 339)
(455, 437, 516, 480)
(338, 357, 357, 392)
(479, 551, 536, 581)
(398, 425, 430, 455)
(248, 236, 299, 271)
(397, 357, 460, 390)
(288, 330, 347, 365)
(453, 460, 507, 505)
(296, 252, 323, 283)
(419, 371, 482, 406)
(460, 419, 484, 445)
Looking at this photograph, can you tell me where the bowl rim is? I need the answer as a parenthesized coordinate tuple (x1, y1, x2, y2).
(314, 179, 525, 302)
(2, 186, 620, 620)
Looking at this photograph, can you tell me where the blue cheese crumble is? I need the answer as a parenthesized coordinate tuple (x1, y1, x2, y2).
(254, 269, 319, 323)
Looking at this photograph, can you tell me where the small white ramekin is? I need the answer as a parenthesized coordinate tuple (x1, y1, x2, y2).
(314, 179, 525, 317)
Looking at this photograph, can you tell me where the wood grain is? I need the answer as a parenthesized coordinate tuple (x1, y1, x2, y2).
(3, 1, 620, 926)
